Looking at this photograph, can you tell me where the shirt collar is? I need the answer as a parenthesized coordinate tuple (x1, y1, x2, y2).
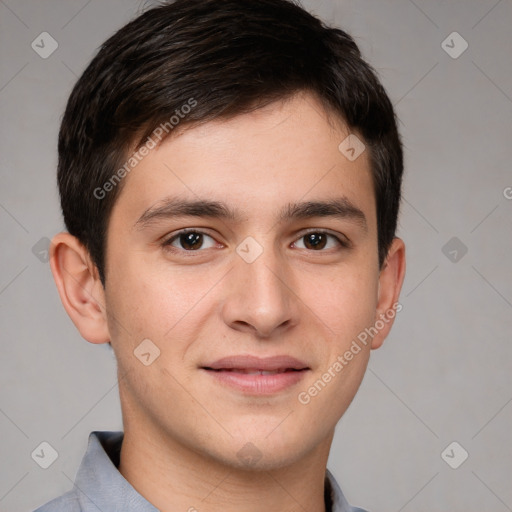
(74, 431, 363, 512)
(75, 431, 158, 511)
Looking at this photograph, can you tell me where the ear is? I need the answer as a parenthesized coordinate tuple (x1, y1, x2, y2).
(371, 237, 406, 350)
(49, 232, 110, 344)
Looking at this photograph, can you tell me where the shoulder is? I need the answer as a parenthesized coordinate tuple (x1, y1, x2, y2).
(32, 489, 80, 512)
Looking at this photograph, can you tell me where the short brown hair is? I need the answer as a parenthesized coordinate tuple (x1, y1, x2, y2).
(57, 0, 403, 285)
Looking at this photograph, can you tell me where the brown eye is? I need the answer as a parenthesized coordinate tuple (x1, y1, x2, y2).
(165, 231, 217, 251)
(303, 233, 327, 250)
(179, 232, 203, 250)
(293, 231, 344, 251)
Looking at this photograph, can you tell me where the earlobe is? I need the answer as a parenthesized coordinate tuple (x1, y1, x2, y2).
(49, 232, 111, 344)
(371, 237, 406, 350)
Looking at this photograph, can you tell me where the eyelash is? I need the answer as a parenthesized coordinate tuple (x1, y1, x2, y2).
(161, 228, 349, 253)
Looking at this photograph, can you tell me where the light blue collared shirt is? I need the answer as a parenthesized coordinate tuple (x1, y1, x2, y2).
(33, 431, 368, 512)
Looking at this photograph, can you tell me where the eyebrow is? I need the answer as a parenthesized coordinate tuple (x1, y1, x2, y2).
(133, 196, 367, 231)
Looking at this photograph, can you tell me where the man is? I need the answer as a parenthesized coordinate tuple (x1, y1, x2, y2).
(36, 0, 405, 510)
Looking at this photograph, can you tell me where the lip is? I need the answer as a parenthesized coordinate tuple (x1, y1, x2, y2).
(202, 354, 309, 371)
(200, 355, 310, 395)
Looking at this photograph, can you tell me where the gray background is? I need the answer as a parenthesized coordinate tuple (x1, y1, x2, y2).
(1, 0, 511, 511)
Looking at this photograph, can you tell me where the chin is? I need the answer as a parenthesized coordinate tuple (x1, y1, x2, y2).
(227, 430, 309, 468)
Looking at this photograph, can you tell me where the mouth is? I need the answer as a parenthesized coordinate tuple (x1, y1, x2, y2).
(201, 354, 309, 372)
(203, 367, 305, 375)
(200, 355, 309, 394)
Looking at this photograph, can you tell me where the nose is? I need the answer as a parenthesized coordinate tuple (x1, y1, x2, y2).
(221, 243, 300, 339)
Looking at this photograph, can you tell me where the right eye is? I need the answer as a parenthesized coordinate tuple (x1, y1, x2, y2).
(162, 230, 219, 251)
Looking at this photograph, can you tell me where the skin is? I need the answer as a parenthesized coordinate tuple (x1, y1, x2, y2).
(50, 91, 405, 512)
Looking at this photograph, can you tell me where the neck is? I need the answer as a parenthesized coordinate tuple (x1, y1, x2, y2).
(118, 416, 333, 512)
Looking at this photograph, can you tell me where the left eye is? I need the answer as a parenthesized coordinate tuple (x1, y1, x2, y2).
(293, 232, 342, 251)
(165, 231, 217, 251)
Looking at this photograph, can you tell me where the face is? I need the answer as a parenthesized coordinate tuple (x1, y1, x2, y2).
(100, 92, 398, 470)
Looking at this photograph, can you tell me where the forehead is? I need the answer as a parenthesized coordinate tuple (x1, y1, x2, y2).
(110, 92, 375, 229)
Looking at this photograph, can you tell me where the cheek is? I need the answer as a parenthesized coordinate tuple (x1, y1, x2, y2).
(104, 253, 220, 349)
(295, 271, 378, 423)
(299, 264, 379, 342)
